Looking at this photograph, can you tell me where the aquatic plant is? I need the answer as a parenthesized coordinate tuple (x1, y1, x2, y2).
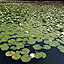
(0, 3, 64, 62)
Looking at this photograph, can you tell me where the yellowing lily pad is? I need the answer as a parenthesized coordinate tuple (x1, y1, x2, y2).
(12, 55, 21, 60)
(5, 51, 15, 57)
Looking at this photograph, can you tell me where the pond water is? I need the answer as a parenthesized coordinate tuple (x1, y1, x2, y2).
(0, 43, 64, 64)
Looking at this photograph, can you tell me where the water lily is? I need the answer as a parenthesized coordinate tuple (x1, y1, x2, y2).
(30, 53, 35, 58)
(60, 23, 62, 24)
(26, 24, 29, 27)
(32, 35, 34, 37)
(25, 31, 28, 33)
(56, 24, 60, 27)
(19, 23, 22, 26)
(49, 40, 52, 42)
(61, 32, 64, 35)
(61, 35, 64, 38)
(11, 21, 13, 23)
(57, 34, 60, 36)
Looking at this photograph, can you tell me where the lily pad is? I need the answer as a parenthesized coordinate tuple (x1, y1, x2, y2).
(57, 45, 64, 53)
(44, 40, 50, 44)
(35, 52, 46, 59)
(8, 39, 16, 46)
(5, 51, 15, 57)
(12, 55, 21, 60)
(12, 51, 21, 60)
(20, 48, 30, 54)
(49, 41, 60, 47)
(42, 45, 51, 50)
(16, 38, 22, 42)
(40, 52, 47, 58)
(33, 44, 42, 50)
(35, 52, 41, 59)
(15, 43, 24, 48)
(0, 43, 9, 51)
(21, 55, 31, 62)
(27, 37, 36, 45)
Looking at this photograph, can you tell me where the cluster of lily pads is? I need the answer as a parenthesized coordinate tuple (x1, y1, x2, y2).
(0, 3, 64, 62)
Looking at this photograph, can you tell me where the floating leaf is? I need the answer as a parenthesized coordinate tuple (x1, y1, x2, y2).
(20, 48, 30, 54)
(12, 51, 21, 60)
(0, 43, 9, 51)
(21, 55, 31, 62)
(44, 40, 50, 44)
(40, 52, 46, 58)
(5, 51, 15, 57)
(35, 37, 42, 42)
(16, 38, 22, 41)
(10, 43, 24, 50)
(12, 55, 21, 60)
(35, 52, 41, 59)
(27, 37, 36, 45)
(35, 52, 46, 59)
(49, 41, 60, 47)
(15, 43, 24, 48)
(33, 44, 42, 50)
(8, 39, 16, 46)
(57, 45, 64, 53)
(56, 39, 64, 44)
(43, 45, 51, 50)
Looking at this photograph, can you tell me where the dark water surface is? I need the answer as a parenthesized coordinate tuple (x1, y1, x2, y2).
(0, 47, 64, 64)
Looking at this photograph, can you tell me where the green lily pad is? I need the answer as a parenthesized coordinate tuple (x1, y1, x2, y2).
(15, 43, 24, 48)
(49, 41, 60, 47)
(35, 37, 42, 42)
(8, 39, 16, 46)
(21, 55, 31, 62)
(10, 43, 24, 50)
(22, 38, 28, 41)
(20, 48, 30, 54)
(0, 43, 9, 51)
(42, 45, 51, 50)
(0, 38, 8, 42)
(33, 44, 42, 50)
(16, 38, 22, 41)
(27, 37, 36, 45)
(40, 52, 47, 58)
(44, 40, 50, 44)
(57, 45, 64, 53)
(35, 52, 41, 59)
(12, 35, 19, 38)
(35, 52, 46, 59)
(56, 39, 64, 44)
